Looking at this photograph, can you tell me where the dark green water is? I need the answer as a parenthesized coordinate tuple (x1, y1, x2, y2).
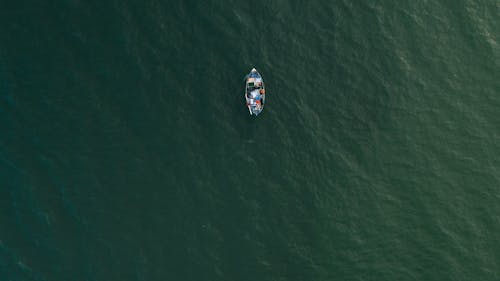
(1, 1, 500, 280)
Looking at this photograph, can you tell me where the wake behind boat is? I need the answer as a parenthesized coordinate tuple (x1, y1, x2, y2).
(245, 68, 266, 116)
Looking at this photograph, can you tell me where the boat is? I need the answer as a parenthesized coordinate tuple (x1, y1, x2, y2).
(245, 68, 266, 116)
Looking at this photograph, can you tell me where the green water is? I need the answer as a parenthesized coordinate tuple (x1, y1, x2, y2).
(1, 1, 499, 280)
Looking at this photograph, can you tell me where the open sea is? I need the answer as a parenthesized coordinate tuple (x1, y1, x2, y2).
(1, 1, 500, 280)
